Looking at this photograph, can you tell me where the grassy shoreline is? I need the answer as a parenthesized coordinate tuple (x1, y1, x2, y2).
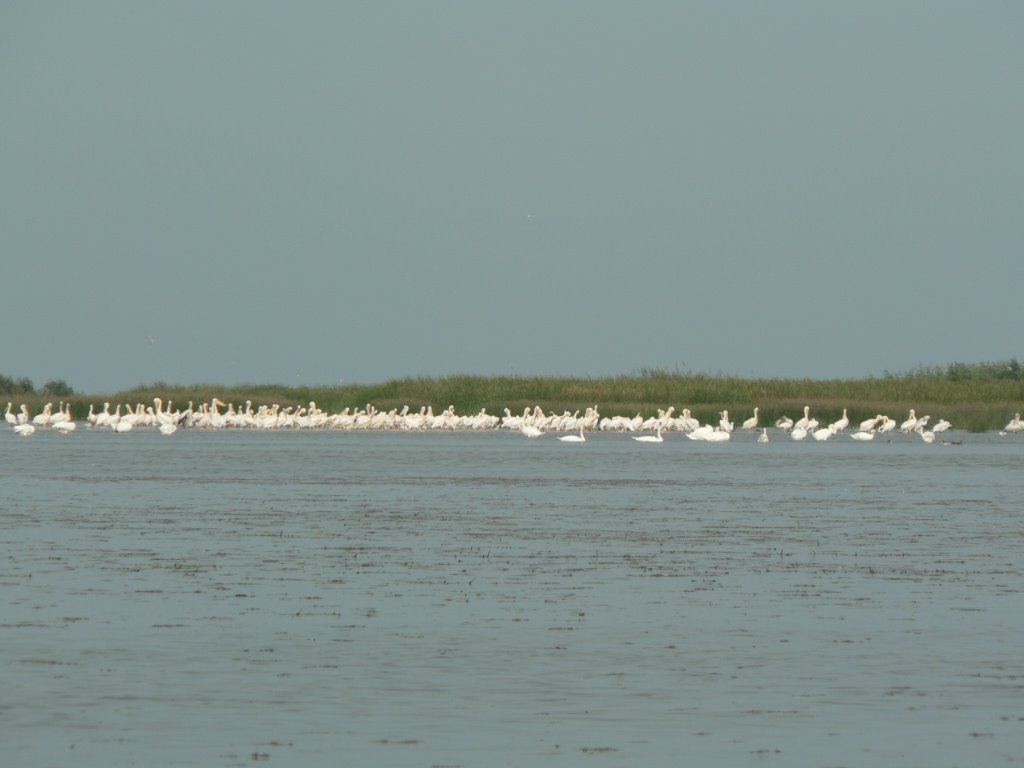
(7, 372, 1023, 432)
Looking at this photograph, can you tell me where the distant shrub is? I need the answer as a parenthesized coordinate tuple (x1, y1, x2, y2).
(0, 374, 35, 394)
(887, 359, 1024, 383)
(41, 379, 74, 396)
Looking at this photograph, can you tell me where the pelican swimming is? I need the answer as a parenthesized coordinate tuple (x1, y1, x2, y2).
(757, 428, 769, 443)
(850, 429, 875, 441)
(521, 425, 543, 438)
(13, 423, 35, 436)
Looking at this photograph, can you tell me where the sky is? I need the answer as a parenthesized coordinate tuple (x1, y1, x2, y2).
(2, 2, 1022, 393)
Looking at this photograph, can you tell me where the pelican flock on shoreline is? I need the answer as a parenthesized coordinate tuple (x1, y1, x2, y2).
(4, 399, 1020, 443)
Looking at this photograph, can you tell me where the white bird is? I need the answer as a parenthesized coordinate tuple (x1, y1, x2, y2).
(831, 408, 849, 432)
(557, 426, 586, 443)
(719, 410, 734, 432)
(859, 415, 882, 431)
(741, 407, 760, 431)
(775, 415, 793, 431)
(32, 403, 53, 427)
(686, 424, 715, 441)
(676, 409, 700, 432)
(704, 427, 731, 442)
(13, 423, 35, 436)
(793, 406, 811, 432)
(900, 409, 918, 433)
(790, 426, 808, 441)
(4, 402, 17, 427)
(521, 425, 543, 438)
(757, 428, 769, 443)
(52, 420, 76, 433)
(159, 422, 178, 436)
(919, 429, 935, 444)
(812, 425, 835, 441)
(632, 426, 664, 443)
(850, 429, 875, 441)
(1004, 414, 1022, 433)
(931, 419, 951, 433)
(877, 416, 897, 433)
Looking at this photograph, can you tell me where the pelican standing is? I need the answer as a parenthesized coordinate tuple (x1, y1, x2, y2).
(741, 407, 760, 431)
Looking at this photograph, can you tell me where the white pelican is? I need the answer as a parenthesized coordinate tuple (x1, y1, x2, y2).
(932, 419, 951, 433)
(719, 410, 734, 432)
(741, 407, 760, 431)
(850, 429, 875, 441)
(831, 408, 849, 432)
(793, 406, 811, 432)
(919, 428, 935, 443)
(899, 409, 918, 433)
(790, 426, 808, 441)
(877, 416, 897, 433)
(159, 422, 178, 436)
(49, 403, 68, 427)
(757, 428, 769, 443)
(32, 403, 53, 427)
(632, 426, 664, 443)
(775, 415, 793, 431)
(4, 403, 17, 427)
(13, 423, 35, 436)
(521, 425, 543, 438)
(705, 427, 731, 442)
(678, 409, 700, 432)
(52, 420, 76, 433)
(858, 415, 882, 431)
(1004, 414, 1022, 433)
(557, 426, 586, 443)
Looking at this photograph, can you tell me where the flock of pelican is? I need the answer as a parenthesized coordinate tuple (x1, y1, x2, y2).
(6, 399, 1022, 443)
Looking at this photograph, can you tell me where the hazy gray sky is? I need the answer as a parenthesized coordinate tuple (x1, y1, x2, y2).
(3, 2, 1022, 392)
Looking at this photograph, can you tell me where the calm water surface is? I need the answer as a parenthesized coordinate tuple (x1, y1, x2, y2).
(2, 428, 1023, 767)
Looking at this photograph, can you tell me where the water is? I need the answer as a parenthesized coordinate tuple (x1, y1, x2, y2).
(2, 428, 1023, 767)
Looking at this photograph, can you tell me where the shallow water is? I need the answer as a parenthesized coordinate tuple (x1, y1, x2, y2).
(2, 428, 1023, 767)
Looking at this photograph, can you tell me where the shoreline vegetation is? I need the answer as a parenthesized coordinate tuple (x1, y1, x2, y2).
(3, 361, 1024, 432)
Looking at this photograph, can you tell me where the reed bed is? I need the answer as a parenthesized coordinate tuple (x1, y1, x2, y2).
(6, 370, 1022, 432)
